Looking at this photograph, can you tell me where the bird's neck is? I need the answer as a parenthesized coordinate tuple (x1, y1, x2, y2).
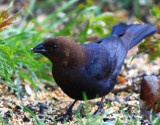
(52, 44, 86, 68)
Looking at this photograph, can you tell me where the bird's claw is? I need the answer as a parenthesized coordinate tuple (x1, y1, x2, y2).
(55, 111, 73, 122)
(93, 97, 105, 117)
(93, 108, 105, 117)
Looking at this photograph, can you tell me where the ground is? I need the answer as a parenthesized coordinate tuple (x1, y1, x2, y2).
(0, 54, 159, 124)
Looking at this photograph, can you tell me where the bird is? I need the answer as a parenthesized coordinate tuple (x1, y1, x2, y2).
(32, 23, 157, 121)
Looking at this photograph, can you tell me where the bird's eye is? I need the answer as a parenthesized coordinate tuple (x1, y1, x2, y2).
(52, 44, 57, 48)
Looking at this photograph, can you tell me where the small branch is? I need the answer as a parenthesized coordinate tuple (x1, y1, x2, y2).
(111, 85, 139, 94)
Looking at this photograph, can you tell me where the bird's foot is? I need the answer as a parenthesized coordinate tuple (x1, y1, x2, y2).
(55, 110, 73, 122)
(93, 96, 105, 117)
(93, 106, 104, 117)
(55, 100, 77, 122)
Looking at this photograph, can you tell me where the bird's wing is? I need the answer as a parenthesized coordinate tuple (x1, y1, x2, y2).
(83, 36, 127, 81)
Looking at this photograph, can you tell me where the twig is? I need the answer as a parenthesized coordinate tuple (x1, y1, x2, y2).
(111, 85, 139, 94)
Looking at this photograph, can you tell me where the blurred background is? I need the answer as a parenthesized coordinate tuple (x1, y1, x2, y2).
(0, 0, 159, 41)
(1, 0, 160, 21)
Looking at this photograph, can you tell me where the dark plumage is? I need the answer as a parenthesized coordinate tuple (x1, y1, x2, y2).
(32, 23, 157, 120)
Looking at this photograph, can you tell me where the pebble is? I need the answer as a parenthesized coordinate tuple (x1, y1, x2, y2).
(38, 115, 44, 119)
(103, 117, 115, 122)
(23, 115, 30, 122)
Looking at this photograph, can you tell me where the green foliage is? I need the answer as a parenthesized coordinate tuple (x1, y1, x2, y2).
(0, 116, 7, 125)
(0, 42, 14, 76)
(151, 115, 160, 125)
(0, 1, 21, 76)
(150, 6, 160, 21)
(138, 6, 160, 61)
(104, 0, 141, 17)
(75, 7, 122, 43)
(0, 1, 21, 32)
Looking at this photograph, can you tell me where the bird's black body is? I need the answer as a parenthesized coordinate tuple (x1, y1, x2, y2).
(44, 23, 157, 100)
(57, 36, 126, 100)
(32, 23, 157, 120)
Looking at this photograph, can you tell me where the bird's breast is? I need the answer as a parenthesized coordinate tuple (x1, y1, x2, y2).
(52, 66, 115, 100)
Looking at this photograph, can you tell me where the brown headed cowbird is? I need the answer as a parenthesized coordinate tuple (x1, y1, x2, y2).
(32, 23, 157, 121)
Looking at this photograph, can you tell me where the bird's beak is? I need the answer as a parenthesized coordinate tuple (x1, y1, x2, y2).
(31, 42, 47, 54)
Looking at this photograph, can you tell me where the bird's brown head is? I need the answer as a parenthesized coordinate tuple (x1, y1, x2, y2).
(32, 36, 84, 64)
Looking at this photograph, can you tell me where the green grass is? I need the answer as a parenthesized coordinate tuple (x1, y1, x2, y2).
(0, 116, 8, 125)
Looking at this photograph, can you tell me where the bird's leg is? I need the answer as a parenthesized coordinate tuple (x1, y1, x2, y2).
(93, 96, 105, 117)
(56, 100, 77, 121)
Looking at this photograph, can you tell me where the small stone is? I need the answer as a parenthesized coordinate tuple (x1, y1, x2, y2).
(23, 115, 30, 122)
(103, 118, 115, 122)
(38, 115, 44, 119)
(25, 84, 33, 95)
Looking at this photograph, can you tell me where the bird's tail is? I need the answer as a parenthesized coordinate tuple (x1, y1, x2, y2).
(126, 24, 157, 49)
(111, 23, 128, 37)
(111, 23, 157, 49)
